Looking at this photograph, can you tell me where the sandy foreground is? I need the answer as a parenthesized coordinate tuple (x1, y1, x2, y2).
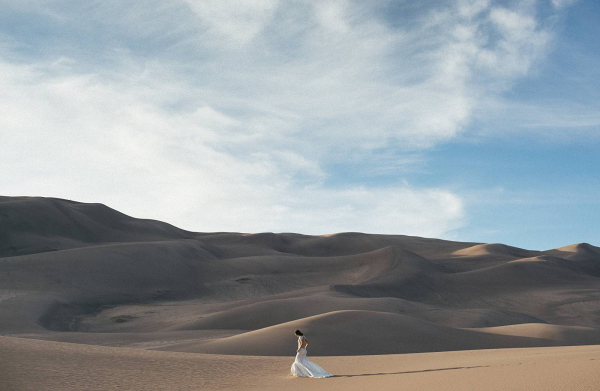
(2, 336, 600, 391)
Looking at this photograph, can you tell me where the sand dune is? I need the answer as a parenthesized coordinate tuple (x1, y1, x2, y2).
(445, 255, 598, 289)
(0, 196, 193, 258)
(473, 323, 600, 345)
(552, 242, 600, 257)
(453, 243, 540, 258)
(169, 295, 546, 331)
(172, 310, 557, 356)
(2, 196, 600, 389)
(3, 336, 600, 391)
(543, 244, 600, 277)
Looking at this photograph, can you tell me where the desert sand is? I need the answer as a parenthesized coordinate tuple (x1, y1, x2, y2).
(2, 196, 600, 390)
(3, 336, 600, 390)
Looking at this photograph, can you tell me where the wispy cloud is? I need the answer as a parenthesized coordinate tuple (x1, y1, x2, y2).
(0, 0, 577, 236)
(183, 0, 279, 46)
(0, 57, 464, 236)
(551, 0, 580, 10)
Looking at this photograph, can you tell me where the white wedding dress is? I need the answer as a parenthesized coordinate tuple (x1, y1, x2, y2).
(290, 336, 333, 378)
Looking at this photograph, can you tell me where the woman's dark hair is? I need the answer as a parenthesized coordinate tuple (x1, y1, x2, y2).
(295, 330, 303, 336)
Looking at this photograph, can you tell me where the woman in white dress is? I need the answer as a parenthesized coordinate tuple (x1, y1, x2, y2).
(290, 330, 333, 378)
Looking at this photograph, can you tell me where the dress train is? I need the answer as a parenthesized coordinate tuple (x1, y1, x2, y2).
(290, 347, 333, 378)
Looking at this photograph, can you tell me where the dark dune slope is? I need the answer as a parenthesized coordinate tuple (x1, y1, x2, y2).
(0, 196, 194, 258)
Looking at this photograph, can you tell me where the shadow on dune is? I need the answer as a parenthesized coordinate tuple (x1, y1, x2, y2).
(334, 365, 491, 378)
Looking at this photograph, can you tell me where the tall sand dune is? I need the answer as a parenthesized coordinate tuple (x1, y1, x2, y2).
(0, 196, 193, 257)
(1, 195, 600, 364)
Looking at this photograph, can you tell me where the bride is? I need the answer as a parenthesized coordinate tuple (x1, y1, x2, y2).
(290, 330, 333, 378)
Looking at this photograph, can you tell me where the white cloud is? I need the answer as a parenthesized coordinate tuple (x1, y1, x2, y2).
(0, 0, 578, 237)
(165, 1, 564, 153)
(183, 0, 279, 46)
(0, 59, 465, 236)
(551, 0, 580, 10)
(472, 97, 600, 141)
(313, 1, 351, 34)
(457, 0, 490, 18)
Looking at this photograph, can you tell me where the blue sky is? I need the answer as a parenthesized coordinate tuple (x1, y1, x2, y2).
(1, 0, 598, 250)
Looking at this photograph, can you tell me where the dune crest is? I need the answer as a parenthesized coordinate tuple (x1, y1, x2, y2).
(452, 243, 539, 258)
